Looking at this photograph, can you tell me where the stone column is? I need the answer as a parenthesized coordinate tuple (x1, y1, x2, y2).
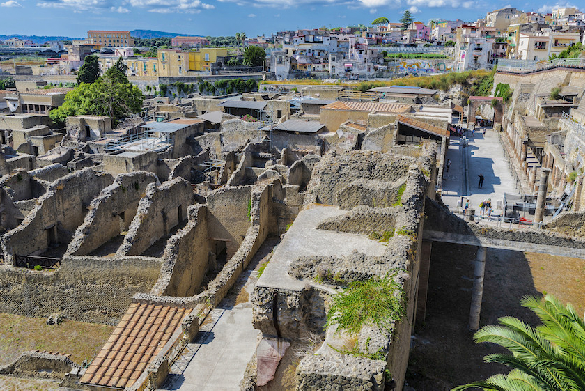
(469, 247, 487, 331)
(534, 168, 551, 224)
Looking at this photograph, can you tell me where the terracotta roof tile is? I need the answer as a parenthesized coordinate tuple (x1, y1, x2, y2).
(80, 303, 191, 389)
(397, 115, 450, 138)
(321, 101, 412, 113)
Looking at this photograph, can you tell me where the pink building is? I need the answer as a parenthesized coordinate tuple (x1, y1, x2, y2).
(171, 36, 210, 48)
(412, 22, 430, 41)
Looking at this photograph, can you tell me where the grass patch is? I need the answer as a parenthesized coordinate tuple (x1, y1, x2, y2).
(393, 183, 407, 207)
(257, 260, 269, 278)
(369, 230, 395, 243)
(246, 198, 252, 221)
(326, 272, 405, 335)
(0, 313, 113, 366)
(396, 227, 415, 236)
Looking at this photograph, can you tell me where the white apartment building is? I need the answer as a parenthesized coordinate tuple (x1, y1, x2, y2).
(517, 32, 580, 61)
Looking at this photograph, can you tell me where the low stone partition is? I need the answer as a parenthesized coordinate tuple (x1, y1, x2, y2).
(0, 351, 79, 380)
(0, 255, 162, 324)
(1, 168, 114, 263)
(29, 163, 69, 183)
(117, 178, 195, 257)
(425, 198, 585, 249)
(66, 172, 157, 256)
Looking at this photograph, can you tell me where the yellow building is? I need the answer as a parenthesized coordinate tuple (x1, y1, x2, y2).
(97, 47, 231, 79)
(158, 48, 229, 76)
(126, 57, 158, 77)
(190, 48, 229, 72)
(157, 49, 190, 77)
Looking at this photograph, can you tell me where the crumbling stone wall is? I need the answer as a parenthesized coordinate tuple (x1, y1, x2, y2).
(226, 143, 254, 187)
(1, 168, 114, 263)
(66, 172, 158, 256)
(0, 255, 162, 324)
(305, 151, 414, 208)
(0, 187, 23, 232)
(118, 178, 195, 257)
(29, 163, 69, 183)
(0, 169, 46, 202)
(207, 186, 253, 258)
(154, 205, 210, 297)
(287, 159, 312, 190)
(0, 351, 79, 380)
(363, 124, 396, 152)
(169, 150, 210, 184)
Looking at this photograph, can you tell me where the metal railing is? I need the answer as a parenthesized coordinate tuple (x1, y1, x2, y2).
(497, 58, 585, 73)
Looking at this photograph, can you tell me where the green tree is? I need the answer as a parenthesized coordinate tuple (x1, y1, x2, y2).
(0, 77, 15, 90)
(372, 17, 389, 25)
(243, 46, 266, 67)
(400, 10, 413, 30)
(106, 57, 129, 84)
(453, 295, 585, 391)
(50, 71, 143, 127)
(235, 32, 241, 46)
(76, 55, 100, 85)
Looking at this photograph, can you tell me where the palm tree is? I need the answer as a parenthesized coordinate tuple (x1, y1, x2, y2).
(241, 32, 246, 47)
(235, 32, 241, 47)
(453, 295, 585, 391)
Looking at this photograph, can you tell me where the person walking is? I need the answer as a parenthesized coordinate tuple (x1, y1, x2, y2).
(478, 174, 484, 188)
(446, 159, 451, 172)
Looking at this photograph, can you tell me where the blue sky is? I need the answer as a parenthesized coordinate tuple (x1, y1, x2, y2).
(0, 0, 577, 38)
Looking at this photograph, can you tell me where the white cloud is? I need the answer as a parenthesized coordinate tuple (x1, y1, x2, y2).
(38, 0, 214, 12)
(0, 0, 22, 7)
(37, 0, 113, 10)
(409, 5, 419, 12)
(537, 2, 576, 13)
(369, 7, 377, 13)
(248, 12, 255, 16)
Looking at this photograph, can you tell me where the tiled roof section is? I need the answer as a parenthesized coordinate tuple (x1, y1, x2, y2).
(80, 303, 191, 389)
(343, 121, 367, 131)
(397, 115, 450, 137)
(321, 101, 411, 113)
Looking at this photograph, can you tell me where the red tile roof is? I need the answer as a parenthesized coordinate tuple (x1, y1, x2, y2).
(80, 303, 191, 389)
(397, 115, 450, 137)
(321, 101, 412, 113)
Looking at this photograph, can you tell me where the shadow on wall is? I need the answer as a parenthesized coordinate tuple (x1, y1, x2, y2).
(407, 242, 541, 390)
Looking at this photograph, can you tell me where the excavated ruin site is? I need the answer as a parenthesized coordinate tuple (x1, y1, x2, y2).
(2, 83, 585, 391)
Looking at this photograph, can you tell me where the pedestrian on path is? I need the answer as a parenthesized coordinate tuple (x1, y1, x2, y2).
(464, 199, 470, 213)
(446, 159, 451, 172)
(478, 174, 484, 188)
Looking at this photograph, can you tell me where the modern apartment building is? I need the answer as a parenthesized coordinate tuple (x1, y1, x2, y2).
(87, 31, 134, 48)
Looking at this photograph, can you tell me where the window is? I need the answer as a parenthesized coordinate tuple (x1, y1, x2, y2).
(277, 110, 282, 118)
(205, 53, 210, 61)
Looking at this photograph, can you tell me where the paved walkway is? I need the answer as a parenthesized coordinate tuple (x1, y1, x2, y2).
(442, 128, 518, 218)
(159, 240, 279, 391)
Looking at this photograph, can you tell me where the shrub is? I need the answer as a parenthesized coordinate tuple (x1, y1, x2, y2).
(550, 86, 561, 100)
(34, 265, 43, 271)
(326, 272, 405, 334)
